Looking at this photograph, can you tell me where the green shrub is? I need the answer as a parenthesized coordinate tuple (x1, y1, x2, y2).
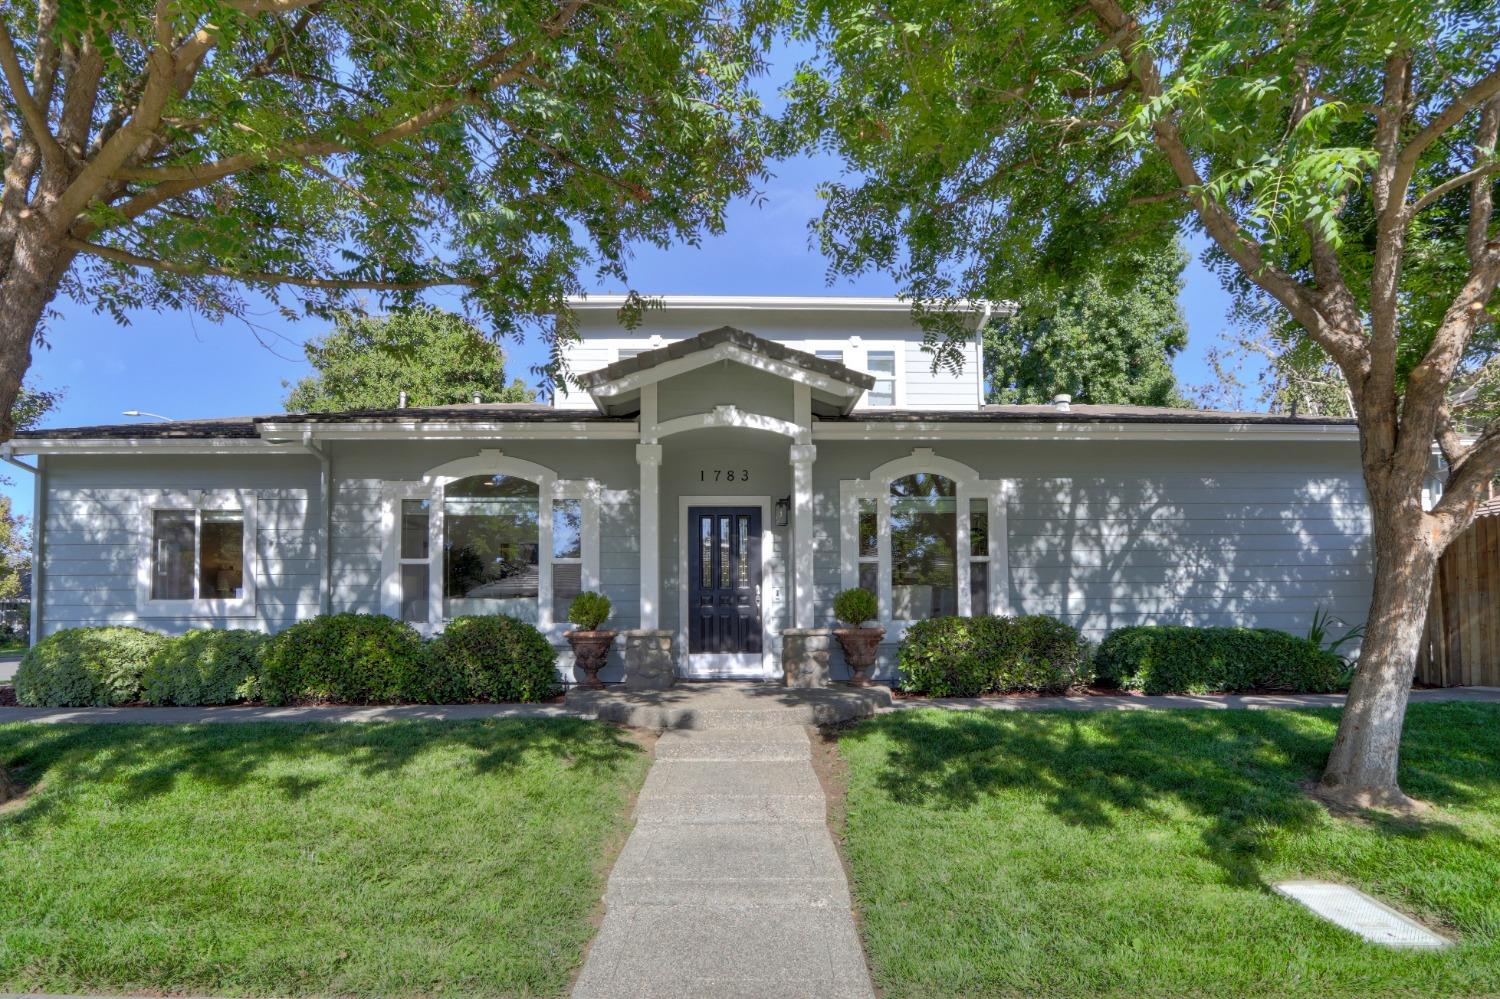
(833, 588, 878, 627)
(259, 613, 426, 705)
(567, 592, 612, 631)
(142, 629, 266, 705)
(898, 614, 1089, 697)
(426, 615, 558, 703)
(14, 626, 170, 707)
(1093, 625, 1347, 695)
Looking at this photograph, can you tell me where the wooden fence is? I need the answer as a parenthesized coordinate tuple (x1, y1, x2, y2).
(1416, 513, 1500, 686)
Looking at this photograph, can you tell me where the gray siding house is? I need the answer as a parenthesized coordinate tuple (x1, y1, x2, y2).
(5, 296, 1373, 682)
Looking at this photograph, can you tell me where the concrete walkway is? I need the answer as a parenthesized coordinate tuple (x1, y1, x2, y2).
(0, 702, 576, 724)
(572, 723, 874, 998)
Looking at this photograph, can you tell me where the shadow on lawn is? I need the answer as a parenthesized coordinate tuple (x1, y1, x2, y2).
(833, 704, 1499, 888)
(0, 717, 643, 830)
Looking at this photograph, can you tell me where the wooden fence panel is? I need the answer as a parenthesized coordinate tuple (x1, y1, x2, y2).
(1417, 514, 1500, 687)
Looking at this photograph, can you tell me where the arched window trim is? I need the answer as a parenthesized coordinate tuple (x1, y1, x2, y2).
(839, 449, 1011, 632)
(380, 450, 599, 639)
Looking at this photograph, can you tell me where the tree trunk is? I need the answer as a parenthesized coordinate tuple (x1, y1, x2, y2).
(1318, 479, 1436, 810)
(0, 225, 65, 439)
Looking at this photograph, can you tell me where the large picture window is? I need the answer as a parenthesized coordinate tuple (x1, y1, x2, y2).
(381, 454, 599, 637)
(137, 492, 256, 616)
(841, 450, 1008, 630)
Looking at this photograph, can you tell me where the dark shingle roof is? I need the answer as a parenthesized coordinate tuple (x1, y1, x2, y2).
(11, 416, 263, 439)
(255, 403, 630, 425)
(574, 326, 877, 392)
(822, 404, 1356, 426)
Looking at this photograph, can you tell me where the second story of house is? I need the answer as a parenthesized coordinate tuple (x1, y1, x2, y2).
(552, 296, 990, 411)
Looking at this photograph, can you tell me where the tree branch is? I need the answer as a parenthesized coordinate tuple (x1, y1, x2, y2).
(64, 236, 498, 291)
(1411, 158, 1500, 215)
(0, 17, 69, 169)
(1467, 96, 1500, 266)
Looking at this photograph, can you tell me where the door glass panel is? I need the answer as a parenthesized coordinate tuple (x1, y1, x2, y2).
(553, 562, 582, 622)
(444, 474, 539, 620)
(858, 562, 878, 597)
(151, 511, 195, 599)
(700, 516, 713, 585)
(400, 563, 429, 623)
(199, 510, 244, 599)
(719, 515, 731, 588)
(970, 497, 988, 557)
(890, 473, 957, 619)
(400, 499, 430, 559)
(738, 516, 750, 588)
(553, 498, 582, 559)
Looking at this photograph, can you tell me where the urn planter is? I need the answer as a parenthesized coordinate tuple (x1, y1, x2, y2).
(831, 626, 885, 687)
(566, 629, 618, 690)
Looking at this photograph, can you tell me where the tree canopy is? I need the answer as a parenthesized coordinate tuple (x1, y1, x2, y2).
(283, 308, 534, 413)
(0, 0, 771, 434)
(788, 0, 1500, 807)
(985, 243, 1188, 406)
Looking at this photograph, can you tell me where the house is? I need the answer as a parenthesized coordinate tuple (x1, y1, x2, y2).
(3, 296, 1373, 683)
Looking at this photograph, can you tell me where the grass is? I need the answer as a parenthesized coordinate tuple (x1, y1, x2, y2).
(0, 719, 651, 997)
(835, 703, 1500, 998)
(0, 638, 26, 655)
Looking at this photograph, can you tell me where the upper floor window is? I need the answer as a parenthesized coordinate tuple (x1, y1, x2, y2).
(138, 491, 257, 616)
(815, 349, 844, 365)
(617, 348, 643, 361)
(867, 350, 897, 406)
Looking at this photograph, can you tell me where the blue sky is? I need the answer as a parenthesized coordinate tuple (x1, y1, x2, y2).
(2, 149, 1242, 520)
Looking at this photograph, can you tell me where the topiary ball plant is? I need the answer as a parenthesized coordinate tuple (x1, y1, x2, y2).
(832, 588, 879, 628)
(567, 591, 613, 632)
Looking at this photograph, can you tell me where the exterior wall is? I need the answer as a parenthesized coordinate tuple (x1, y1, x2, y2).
(556, 306, 983, 412)
(810, 439, 1372, 679)
(39, 454, 322, 636)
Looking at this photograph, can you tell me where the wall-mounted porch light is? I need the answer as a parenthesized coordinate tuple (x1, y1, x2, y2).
(774, 496, 791, 527)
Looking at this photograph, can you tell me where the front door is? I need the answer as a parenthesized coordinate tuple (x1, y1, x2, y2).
(685, 506, 763, 677)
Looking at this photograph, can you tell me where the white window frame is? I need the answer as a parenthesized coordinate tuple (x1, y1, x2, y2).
(863, 347, 900, 408)
(803, 335, 906, 409)
(379, 451, 599, 641)
(839, 449, 1010, 635)
(136, 489, 257, 617)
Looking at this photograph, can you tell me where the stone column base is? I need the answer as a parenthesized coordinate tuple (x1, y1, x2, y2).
(622, 629, 676, 691)
(781, 628, 833, 688)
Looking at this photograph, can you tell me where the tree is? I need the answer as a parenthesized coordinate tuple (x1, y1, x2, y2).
(791, 0, 1500, 808)
(284, 308, 534, 412)
(985, 243, 1189, 406)
(0, 497, 28, 602)
(0, 0, 769, 436)
(1193, 322, 1356, 417)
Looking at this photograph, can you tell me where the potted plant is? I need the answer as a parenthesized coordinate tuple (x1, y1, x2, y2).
(565, 592, 617, 690)
(831, 588, 884, 687)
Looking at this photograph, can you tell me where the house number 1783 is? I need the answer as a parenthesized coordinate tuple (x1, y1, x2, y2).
(700, 469, 750, 482)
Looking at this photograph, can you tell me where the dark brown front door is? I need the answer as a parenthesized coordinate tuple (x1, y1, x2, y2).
(687, 507, 762, 654)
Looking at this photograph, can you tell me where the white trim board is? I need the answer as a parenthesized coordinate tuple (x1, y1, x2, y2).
(676, 495, 777, 681)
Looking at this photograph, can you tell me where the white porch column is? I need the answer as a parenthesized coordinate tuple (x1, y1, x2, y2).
(636, 443, 663, 629)
(790, 443, 817, 628)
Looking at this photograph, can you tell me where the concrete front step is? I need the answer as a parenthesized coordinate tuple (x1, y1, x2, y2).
(633, 791, 826, 825)
(654, 727, 811, 762)
(640, 759, 823, 799)
(608, 822, 845, 883)
(565, 682, 891, 730)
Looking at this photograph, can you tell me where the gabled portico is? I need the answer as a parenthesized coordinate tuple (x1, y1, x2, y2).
(576, 326, 875, 682)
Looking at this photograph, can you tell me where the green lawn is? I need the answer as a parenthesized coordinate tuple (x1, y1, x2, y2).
(0, 638, 25, 655)
(836, 703, 1500, 998)
(0, 719, 650, 997)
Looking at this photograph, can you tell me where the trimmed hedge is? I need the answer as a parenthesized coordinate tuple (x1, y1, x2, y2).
(14, 627, 170, 706)
(1093, 625, 1347, 695)
(259, 613, 426, 706)
(427, 615, 558, 703)
(143, 629, 266, 705)
(898, 614, 1090, 697)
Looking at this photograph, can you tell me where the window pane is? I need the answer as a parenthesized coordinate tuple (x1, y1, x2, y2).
(553, 562, 583, 622)
(553, 498, 582, 559)
(700, 516, 713, 585)
(867, 351, 896, 406)
(401, 499, 430, 559)
(867, 351, 896, 375)
(151, 511, 195, 599)
(400, 563, 429, 623)
(969, 560, 989, 616)
(444, 474, 539, 619)
(815, 349, 843, 364)
(890, 473, 957, 619)
(858, 562, 878, 597)
(857, 498, 878, 559)
(970, 497, 989, 558)
(868, 380, 895, 406)
(199, 511, 244, 599)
